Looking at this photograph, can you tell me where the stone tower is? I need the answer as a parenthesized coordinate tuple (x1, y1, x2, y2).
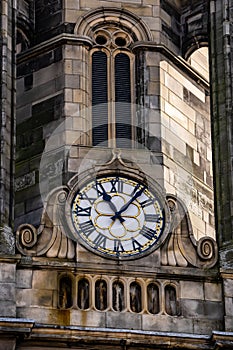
(0, 0, 232, 349)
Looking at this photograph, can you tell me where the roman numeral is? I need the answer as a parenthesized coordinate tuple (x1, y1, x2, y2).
(93, 233, 107, 248)
(109, 178, 117, 193)
(140, 226, 155, 240)
(140, 198, 155, 208)
(117, 178, 124, 193)
(109, 177, 124, 193)
(79, 221, 95, 237)
(94, 181, 106, 196)
(145, 214, 161, 222)
(132, 238, 142, 252)
(79, 191, 96, 204)
(114, 239, 125, 254)
(73, 205, 91, 216)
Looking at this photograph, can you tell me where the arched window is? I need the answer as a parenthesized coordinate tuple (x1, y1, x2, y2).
(92, 51, 108, 147)
(91, 27, 134, 148)
(58, 276, 73, 309)
(77, 278, 90, 310)
(147, 283, 159, 314)
(130, 281, 142, 313)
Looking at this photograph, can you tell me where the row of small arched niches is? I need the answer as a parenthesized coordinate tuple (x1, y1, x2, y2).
(58, 274, 180, 316)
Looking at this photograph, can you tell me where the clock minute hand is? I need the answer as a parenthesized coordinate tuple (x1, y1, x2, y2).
(111, 186, 145, 221)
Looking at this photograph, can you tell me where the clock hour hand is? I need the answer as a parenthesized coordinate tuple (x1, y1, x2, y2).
(96, 181, 125, 223)
(111, 186, 145, 221)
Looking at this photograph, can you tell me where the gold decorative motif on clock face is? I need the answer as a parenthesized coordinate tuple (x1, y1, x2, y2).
(71, 175, 165, 259)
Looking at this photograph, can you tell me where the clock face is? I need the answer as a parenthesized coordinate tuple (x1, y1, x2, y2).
(71, 175, 166, 259)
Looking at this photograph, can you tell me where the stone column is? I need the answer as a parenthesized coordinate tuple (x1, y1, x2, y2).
(0, 0, 16, 254)
(209, 0, 233, 331)
(210, 0, 233, 264)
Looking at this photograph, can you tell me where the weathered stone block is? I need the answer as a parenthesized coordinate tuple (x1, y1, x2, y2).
(142, 314, 193, 333)
(194, 319, 223, 335)
(225, 316, 233, 332)
(0, 227, 15, 255)
(204, 282, 222, 301)
(203, 301, 223, 320)
(180, 299, 204, 318)
(180, 281, 204, 300)
(17, 306, 61, 324)
(31, 289, 54, 307)
(0, 301, 16, 317)
(16, 289, 32, 307)
(32, 270, 57, 290)
(223, 297, 233, 316)
(0, 283, 15, 301)
(70, 309, 106, 328)
(224, 279, 233, 297)
(106, 311, 141, 330)
(0, 263, 15, 282)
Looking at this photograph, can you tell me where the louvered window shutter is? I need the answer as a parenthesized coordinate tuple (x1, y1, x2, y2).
(92, 51, 108, 146)
(115, 53, 132, 148)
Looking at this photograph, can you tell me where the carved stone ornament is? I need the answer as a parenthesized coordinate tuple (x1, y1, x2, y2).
(16, 187, 75, 259)
(161, 196, 218, 268)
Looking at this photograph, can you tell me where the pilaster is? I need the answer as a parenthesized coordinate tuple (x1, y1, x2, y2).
(0, 0, 16, 253)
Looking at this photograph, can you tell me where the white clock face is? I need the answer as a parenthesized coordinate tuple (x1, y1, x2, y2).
(71, 175, 166, 259)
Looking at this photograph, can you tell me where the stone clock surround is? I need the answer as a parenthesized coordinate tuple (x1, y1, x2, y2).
(14, 154, 221, 335)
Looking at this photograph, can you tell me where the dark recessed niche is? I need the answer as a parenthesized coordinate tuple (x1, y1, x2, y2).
(115, 37, 127, 47)
(96, 35, 108, 45)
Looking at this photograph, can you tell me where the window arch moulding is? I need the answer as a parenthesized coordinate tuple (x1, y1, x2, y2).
(74, 7, 153, 43)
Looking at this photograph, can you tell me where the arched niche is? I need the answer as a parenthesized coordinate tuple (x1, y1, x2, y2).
(130, 281, 142, 313)
(95, 279, 107, 311)
(58, 275, 73, 309)
(112, 280, 125, 312)
(77, 278, 90, 310)
(147, 283, 160, 315)
(165, 285, 179, 316)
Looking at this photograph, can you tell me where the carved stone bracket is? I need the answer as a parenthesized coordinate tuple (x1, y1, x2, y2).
(16, 187, 75, 259)
(161, 196, 218, 269)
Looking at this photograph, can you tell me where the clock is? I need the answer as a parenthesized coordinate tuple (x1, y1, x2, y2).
(70, 174, 167, 259)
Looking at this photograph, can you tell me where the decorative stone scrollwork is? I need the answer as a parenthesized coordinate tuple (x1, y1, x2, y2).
(161, 196, 218, 269)
(197, 236, 217, 261)
(16, 224, 37, 253)
(16, 187, 75, 259)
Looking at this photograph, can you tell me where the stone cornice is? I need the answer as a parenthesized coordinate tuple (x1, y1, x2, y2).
(1, 321, 231, 349)
(131, 42, 209, 91)
(17, 34, 94, 64)
(16, 256, 220, 282)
